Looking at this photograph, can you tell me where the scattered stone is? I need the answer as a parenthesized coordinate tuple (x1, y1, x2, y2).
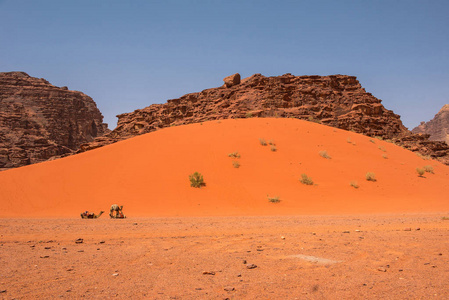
(40, 255, 49, 258)
(75, 238, 83, 244)
(237, 274, 242, 277)
(404, 228, 412, 231)
(281, 236, 285, 240)
(246, 264, 257, 269)
(256, 248, 264, 252)
(133, 223, 138, 225)
(44, 247, 51, 249)
(224, 286, 235, 292)
(432, 265, 437, 268)
(112, 273, 119, 276)
(416, 228, 421, 231)
(66, 268, 74, 272)
(0, 290, 6, 293)
(202, 271, 215, 275)
(242, 260, 247, 264)
(378, 267, 387, 272)
(223, 73, 241, 88)
(77, 250, 84, 253)
(195, 288, 203, 290)
(99, 241, 105, 244)
(312, 232, 316, 235)
(343, 231, 350, 233)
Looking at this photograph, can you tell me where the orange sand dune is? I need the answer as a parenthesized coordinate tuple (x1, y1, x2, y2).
(1, 118, 448, 218)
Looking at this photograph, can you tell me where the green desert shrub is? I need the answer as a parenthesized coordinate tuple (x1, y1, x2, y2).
(228, 152, 241, 159)
(270, 145, 277, 152)
(365, 172, 376, 182)
(319, 150, 331, 159)
(378, 146, 387, 152)
(347, 137, 352, 144)
(267, 196, 280, 203)
(300, 174, 314, 185)
(382, 154, 388, 159)
(423, 165, 434, 174)
(245, 112, 253, 118)
(350, 181, 359, 189)
(268, 140, 276, 145)
(416, 167, 425, 177)
(232, 161, 240, 168)
(189, 172, 205, 188)
(369, 139, 376, 143)
(259, 138, 267, 146)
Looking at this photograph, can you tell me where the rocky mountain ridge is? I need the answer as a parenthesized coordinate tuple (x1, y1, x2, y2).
(81, 73, 449, 165)
(412, 104, 449, 145)
(0, 71, 109, 170)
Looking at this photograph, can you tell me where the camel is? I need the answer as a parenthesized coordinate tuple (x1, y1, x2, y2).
(80, 211, 104, 219)
(110, 204, 126, 219)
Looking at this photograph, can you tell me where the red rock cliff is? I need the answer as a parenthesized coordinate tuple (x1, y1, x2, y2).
(412, 104, 449, 144)
(0, 71, 109, 169)
(83, 73, 448, 164)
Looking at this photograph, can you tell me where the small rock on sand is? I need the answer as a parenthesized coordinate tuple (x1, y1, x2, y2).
(378, 267, 387, 272)
(202, 271, 215, 275)
(75, 238, 83, 244)
(247, 264, 257, 269)
(224, 287, 235, 292)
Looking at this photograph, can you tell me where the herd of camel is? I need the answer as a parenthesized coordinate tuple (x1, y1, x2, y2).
(80, 204, 126, 219)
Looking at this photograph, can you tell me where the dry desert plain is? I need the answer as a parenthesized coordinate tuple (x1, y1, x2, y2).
(1, 118, 449, 299)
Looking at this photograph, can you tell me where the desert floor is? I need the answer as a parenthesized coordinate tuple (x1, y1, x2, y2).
(2, 213, 449, 299)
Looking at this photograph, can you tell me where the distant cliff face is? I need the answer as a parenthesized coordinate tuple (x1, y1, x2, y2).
(412, 105, 449, 144)
(81, 72, 448, 165)
(0, 72, 109, 170)
(84, 73, 409, 148)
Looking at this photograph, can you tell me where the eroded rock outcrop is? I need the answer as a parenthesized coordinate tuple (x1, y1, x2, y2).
(81, 73, 448, 164)
(412, 104, 449, 144)
(0, 72, 109, 170)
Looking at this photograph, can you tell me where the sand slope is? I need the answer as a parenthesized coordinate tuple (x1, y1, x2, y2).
(1, 118, 448, 217)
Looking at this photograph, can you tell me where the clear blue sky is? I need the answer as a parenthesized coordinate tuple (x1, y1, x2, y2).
(1, 0, 448, 130)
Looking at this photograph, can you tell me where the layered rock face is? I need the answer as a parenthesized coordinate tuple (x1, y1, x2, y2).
(412, 104, 449, 144)
(81, 72, 448, 164)
(0, 72, 109, 169)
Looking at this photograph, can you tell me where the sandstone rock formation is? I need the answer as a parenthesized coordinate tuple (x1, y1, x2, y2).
(412, 104, 449, 144)
(80, 72, 448, 165)
(0, 72, 108, 170)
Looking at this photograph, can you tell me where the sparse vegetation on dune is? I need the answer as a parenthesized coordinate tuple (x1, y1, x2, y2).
(423, 165, 434, 174)
(300, 174, 314, 185)
(319, 150, 331, 159)
(259, 138, 267, 146)
(270, 145, 277, 152)
(267, 195, 280, 203)
(416, 168, 425, 177)
(350, 181, 359, 189)
(365, 172, 376, 182)
(232, 161, 240, 168)
(228, 151, 241, 159)
(189, 172, 205, 188)
(382, 154, 388, 159)
(378, 146, 386, 152)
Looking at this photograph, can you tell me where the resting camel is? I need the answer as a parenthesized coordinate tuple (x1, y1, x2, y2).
(80, 211, 104, 219)
(110, 204, 126, 219)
